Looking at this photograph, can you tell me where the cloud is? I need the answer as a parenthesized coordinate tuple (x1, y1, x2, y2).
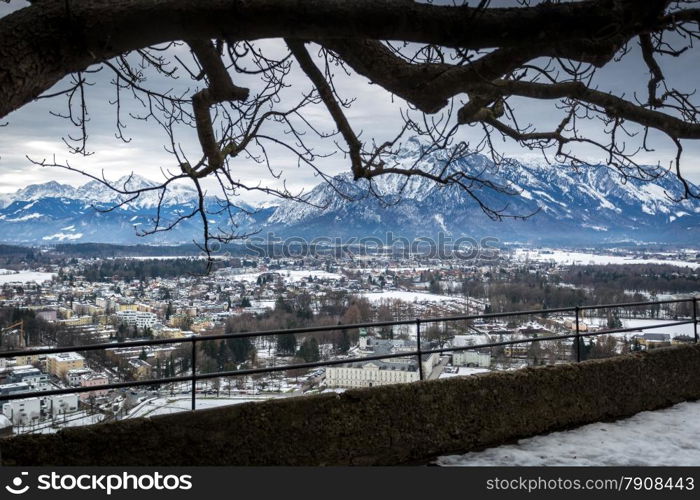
(1, 1, 699, 204)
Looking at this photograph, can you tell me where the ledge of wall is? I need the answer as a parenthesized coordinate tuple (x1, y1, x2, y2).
(3, 344, 700, 466)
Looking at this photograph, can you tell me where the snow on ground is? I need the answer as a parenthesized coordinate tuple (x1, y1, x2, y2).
(439, 367, 491, 378)
(567, 317, 696, 339)
(125, 395, 275, 419)
(59, 413, 105, 429)
(514, 249, 700, 269)
(321, 388, 346, 394)
(124, 255, 228, 260)
(18, 411, 104, 435)
(361, 290, 468, 304)
(437, 400, 700, 466)
(250, 299, 275, 310)
(0, 270, 55, 284)
(362, 266, 435, 272)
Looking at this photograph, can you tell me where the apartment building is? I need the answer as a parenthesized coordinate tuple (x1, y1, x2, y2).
(1, 397, 41, 425)
(47, 352, 85, 380)
(116, 310, 158, 329)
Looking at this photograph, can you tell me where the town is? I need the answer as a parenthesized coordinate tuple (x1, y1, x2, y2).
(0, 243, 698, 435)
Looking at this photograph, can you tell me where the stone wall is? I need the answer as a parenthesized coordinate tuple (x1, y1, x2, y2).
(2, 344, 700, 465)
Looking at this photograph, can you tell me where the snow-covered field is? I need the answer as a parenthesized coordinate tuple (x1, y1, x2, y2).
(0, 270, 55, 284)
(221, 269, 342, 283)
(514, 249, 700, 269)
(623, 319, 696, 337)
(361, 290, 469, 304)
(437, 400, 700, 466)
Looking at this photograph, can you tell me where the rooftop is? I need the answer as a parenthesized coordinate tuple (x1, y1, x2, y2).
(47, 352, 85, 362)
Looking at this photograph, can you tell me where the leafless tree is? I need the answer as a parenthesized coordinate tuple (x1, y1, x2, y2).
(1, 0, 700, 259)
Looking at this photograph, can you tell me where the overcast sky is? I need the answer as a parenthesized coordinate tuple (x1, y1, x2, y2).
(1, 0, 699, 205)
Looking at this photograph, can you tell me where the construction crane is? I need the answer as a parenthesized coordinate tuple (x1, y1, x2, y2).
(0, 320, 24, 348)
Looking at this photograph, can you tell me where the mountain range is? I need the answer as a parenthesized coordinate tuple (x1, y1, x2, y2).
(1, 140, 699, 245)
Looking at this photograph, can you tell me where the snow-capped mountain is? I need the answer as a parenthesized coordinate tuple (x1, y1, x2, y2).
(0, 175, 251, 244)
(1, 144, 699, 245)
(11, 180, 78, 203)
(0, 175, 199, 209)
(263, 144, 700, 244)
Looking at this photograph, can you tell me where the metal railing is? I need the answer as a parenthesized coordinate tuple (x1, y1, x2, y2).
(0, 296, 698, 412)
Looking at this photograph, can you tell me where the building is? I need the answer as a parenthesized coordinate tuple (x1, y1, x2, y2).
(57, 315, 93, 327)
(327, 334, 442, 389)
(1, 394, 79, 425)
(36, 310, 57, 322)
(106, 345, 178, 363)
(636, 333, 672, 349)
(116, 310, 158, 329)
(452, 350, 491, 368)
(358, 336, 441, 376)
(2, 397, 41, 425)
(79, 373, 109, 401)
(0, 414, 12, 437)
(13, 351, 48, 368)
(4, 363, 32, 374)
(358, 328, 370, 350)
(326, 360, 421, 389)
(66, 368, 93, 386)
(128, 359, 152, 380)
(7, 367, 50, 388)
(72, 302, 104, 316)
(564, 319, 590, 332)
(152, 326, 186, 339)
(47, 352, 85, 380)
(0, 382, 31, 397)
(46, 394, 79, 417)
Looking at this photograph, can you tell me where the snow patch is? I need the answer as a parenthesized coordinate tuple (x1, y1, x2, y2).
(437, 400, 700, 466)
(4, 213, 42, 222)
(434, 214, 448, 232)
(0, 271, 55, 284)
(41, 232, 83, 241)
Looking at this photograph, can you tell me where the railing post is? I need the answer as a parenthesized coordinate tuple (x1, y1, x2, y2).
(693, 297, 698, 344)
(416, 318, 424, 381)
(191, 339, 197, 411)
(575, 306, 581, 362)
